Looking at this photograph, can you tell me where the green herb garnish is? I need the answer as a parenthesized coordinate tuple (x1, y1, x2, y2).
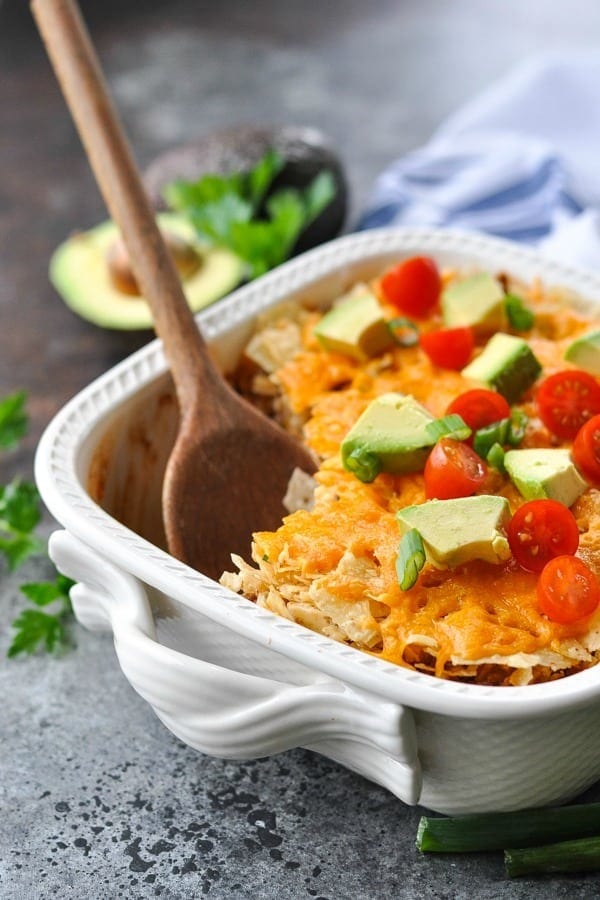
(473, 420, 509, 458)
(425, 414, 471, 443)
(2, 391, 76, 657)
(473, 410, 529, 458)
(486, 442, 506, 472)
(506, 408, 528, 445)
(344, 447, 382, 484)
(164, 150, 336, 279)
(0, 479, 44, 570)
(396, 528, 426, 591)
(8, 575, 75, 657)
(505, 293, 535, 331)
(0, 389, 28, 449)
(387, 317, 419, 347)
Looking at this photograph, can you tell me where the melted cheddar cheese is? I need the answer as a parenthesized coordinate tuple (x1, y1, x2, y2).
(222, 269, 600, 685)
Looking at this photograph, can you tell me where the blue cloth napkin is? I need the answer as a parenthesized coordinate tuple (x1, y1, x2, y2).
(358, 53, 600, 270)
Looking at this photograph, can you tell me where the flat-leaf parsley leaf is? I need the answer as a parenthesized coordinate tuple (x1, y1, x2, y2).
(0, 389, 28, 449)
(2, 392, 76, 657)
(164, 150, 336, 280)
(0, 479, 44, 570)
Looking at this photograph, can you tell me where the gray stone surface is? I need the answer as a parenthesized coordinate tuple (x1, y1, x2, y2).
(3, 1, 600, 897)
(3, 548, 600, 900)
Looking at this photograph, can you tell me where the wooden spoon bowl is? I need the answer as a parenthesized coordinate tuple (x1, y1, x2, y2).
(165, 385, 316, 579)
(32, 0, 316, 580)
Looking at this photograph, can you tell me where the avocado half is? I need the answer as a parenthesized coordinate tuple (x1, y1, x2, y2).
(49, 213, 243, 330)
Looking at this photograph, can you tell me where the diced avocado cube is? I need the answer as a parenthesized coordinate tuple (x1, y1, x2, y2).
(314, 285, 394, 361)
(565, 329, 600, 375)
(341, 392, 436, 481)
(441, 272, 507, 334)
(396, 495, 512, 568)
(461, 333, 542, 403)
(504, 448, 588, 507)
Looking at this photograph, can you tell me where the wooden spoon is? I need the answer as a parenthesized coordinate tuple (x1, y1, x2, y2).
(31, 0, 317, 580)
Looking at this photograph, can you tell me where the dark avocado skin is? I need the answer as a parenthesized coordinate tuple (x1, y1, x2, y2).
(143, 125, 348, 255)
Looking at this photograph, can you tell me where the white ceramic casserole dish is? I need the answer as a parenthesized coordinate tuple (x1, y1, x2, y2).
(36, 227, 600, 815)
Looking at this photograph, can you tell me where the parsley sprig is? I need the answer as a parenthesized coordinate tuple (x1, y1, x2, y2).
(0, 390, 75, 657)
(8, 576, 74, 657)
(0, 389, 28, 449)
(0, 479, 45, 569)
(164, 149, 336, 279)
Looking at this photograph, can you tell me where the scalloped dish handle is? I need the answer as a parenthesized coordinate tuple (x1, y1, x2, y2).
(49, 530, 422, 804)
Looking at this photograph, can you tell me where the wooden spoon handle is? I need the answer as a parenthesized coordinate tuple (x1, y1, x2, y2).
(31, 0, 219, 407)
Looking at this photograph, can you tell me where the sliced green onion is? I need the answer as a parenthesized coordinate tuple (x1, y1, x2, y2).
(505, 293, 535, 331)
(506, 835, 600, 878)
(416, 801, 600, 853)
(507, 408, 528, 445)
(396, 528, 426, 591)
(425, 414, 471, 443)
(388, 317, 419, 347)
(473, 419, 510, 457)
(344, 447, 381, 483)
(473, 411, 529, 457)
(486, 442, 505, 472)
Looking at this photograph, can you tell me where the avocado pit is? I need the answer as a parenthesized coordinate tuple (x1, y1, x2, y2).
(105, 230, 202, 297)
(49, 213, 243, 329)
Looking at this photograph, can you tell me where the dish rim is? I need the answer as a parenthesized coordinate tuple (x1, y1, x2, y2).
(35, 225, 600, 719)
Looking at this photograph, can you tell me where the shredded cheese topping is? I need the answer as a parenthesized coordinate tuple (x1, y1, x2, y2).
(221, 270, 600, 685)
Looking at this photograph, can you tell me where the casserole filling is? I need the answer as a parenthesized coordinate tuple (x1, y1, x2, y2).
(221, 261, 600, 685)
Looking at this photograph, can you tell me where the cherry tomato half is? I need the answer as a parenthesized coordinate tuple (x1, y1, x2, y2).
(424, 438, 487, 500)
(446, 389, 511, 433)
(537, 555, 600, 624)
(507, 499, 579, 573)
(380, 256, 441, 319)
(536, 370, 600, 441)
(420, 327, 474, 370)
(572, 413, 600, 486)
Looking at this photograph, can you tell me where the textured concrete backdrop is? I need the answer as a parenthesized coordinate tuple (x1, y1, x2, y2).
(2, 1, 600, 897)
